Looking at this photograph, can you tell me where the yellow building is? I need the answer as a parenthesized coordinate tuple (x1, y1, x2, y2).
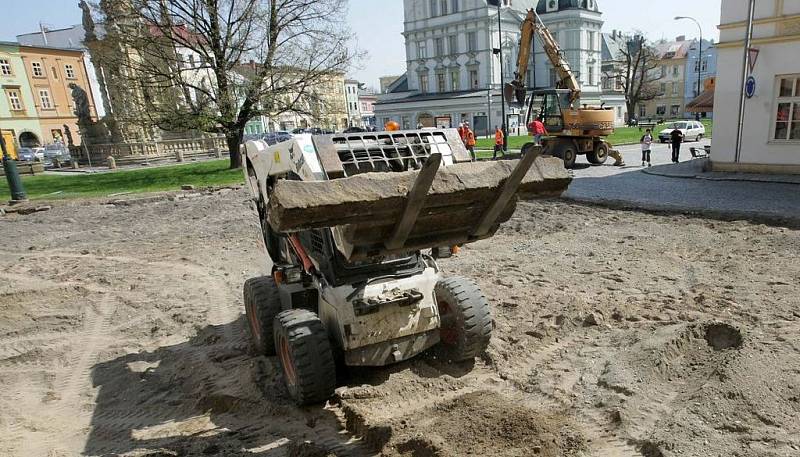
(18, 44, 98, 145)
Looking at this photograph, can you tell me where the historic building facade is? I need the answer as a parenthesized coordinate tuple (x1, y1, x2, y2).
(375, 0, 627, 135)
(17, 44, 97, 146)
(0, 42, 43, 149)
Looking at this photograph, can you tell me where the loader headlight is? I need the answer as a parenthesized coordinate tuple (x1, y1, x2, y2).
(273, 265, 304, 284)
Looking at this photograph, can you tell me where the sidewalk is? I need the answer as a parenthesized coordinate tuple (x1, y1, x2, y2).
(642, 158, 800, 185)
(565, 155, 800, 228)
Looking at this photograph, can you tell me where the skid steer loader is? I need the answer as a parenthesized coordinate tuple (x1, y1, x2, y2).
(242, 128, 571, 405)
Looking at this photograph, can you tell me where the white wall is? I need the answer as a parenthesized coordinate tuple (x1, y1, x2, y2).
(713, 41, 800, 165)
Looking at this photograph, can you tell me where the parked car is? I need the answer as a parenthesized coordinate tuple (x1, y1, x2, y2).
(343, 126, 366, 133)
(30, 147, 46, 161)
(43, 143, 72, 166)
(17, 147, 37, 162)
(658, 121, 706, 143)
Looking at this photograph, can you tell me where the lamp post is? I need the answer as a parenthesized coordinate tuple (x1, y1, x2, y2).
(675, 16, 703, 121)
(492, 1, 508, 151)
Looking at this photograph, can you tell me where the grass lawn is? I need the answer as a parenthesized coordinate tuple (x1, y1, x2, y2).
(476, 119, 713, 150)
(0, 159, 245, 201)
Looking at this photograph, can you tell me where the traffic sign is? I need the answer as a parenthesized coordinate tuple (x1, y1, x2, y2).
(745, 76, 756, 98)
(748, 48, 760, 74)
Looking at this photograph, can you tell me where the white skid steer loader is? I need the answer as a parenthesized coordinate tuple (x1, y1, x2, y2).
(242, 128, 571, 405)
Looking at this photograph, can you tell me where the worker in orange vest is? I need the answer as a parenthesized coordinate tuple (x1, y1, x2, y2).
(457, 122, 466, 143)
(493, 126, 505, 160)
(464, 122, 476, 161)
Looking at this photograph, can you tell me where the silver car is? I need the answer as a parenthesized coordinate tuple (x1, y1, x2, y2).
(658, 121, 706, 143)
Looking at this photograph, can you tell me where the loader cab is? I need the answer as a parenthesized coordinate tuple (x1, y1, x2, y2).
(527, 89, 571, 133)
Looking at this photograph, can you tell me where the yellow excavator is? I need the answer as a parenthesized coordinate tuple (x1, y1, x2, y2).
(505, 8, 623, 168)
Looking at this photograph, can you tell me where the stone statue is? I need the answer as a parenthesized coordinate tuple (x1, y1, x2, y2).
(69, 83, 92, 128)
(79, 0, 96, 42)
(63, 124, 75, 147)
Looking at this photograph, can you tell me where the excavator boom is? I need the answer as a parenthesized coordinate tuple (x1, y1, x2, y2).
(507, 9, 581, 107)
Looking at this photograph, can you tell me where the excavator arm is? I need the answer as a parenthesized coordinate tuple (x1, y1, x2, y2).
(506, 9, 581, 107)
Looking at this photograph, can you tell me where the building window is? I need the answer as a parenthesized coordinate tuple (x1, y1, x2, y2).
(448, 35, 458, 55)
(0, 59, 11, 76)
(64, 64, 76, 79)
(587, 65, 595, 86)
(660, 82, 666, 95)
(439, 0, 448, 15)
(6, 89, 23, 110)
(673, 82, 679, 96)
(39, 89, 53, 109)
(670, 104, 680, 116)
(429, 0, 437, 16)
(467, 31, 477, 52)
(435, 37, 444, 57)
(452, 0, 459, 13)
(774, 75, 800, 141)
(31, 61, 44, 77)
(450, 70, 460, 91)
(587, 31, 596, 51)
(661, 66, 666, 78)
(672, 65, 679, 77)
(417, 41, 427, 59)
(656, 105, 666, 116)
(436, 72, 446, 92)
(469, 69, 479, 89)
(419, 74, 429, 93)
(639, 105, 646, 117)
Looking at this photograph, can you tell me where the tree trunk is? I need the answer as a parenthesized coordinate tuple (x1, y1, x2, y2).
(626, 100, 637, 121)
(226, 127, 244, 169)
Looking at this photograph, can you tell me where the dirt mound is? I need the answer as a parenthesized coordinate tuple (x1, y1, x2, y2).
(345, 390, 585, 457)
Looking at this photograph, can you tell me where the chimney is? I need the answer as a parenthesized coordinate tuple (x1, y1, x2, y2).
(249, 59, 255, 70)
(676, 35, 686, 42)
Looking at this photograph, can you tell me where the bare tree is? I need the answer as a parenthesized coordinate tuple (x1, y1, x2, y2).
(96, 0, 356, 168)
(605, 33, 663, 121)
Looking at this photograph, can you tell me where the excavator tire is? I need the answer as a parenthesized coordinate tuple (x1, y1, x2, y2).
(435, 277, 492, 362)
(244, 276, 283, 355)
(557, 145, 578, 169)
(274, 309, 336, 405)
(587, 142, 610, 165)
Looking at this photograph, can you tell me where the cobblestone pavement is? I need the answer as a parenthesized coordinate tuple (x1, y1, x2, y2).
(565, 140, 800, 226)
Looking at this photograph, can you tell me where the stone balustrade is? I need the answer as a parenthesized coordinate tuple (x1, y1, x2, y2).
(71, 137, 228, 167)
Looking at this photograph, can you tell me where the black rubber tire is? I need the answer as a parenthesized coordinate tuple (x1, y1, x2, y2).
(274, 309, 336, 405)
(244, 276, 283, 356)
(559, 146, 577, 168)
(587, 142, 610, 165)
(696, 133, 704, 142)
(435, 277, 492, 362)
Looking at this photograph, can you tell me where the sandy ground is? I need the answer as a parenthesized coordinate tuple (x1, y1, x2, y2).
(1, 189, 798, 457)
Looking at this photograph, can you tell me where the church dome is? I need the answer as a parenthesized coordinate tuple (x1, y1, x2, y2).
(536, 0, 600, 14)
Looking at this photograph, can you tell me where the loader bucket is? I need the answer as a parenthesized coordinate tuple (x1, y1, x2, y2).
(263, 129, 572, 261)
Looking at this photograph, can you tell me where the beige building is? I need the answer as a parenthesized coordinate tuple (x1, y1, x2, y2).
(640, 38, 690, 121)
(712, 0, 800, 172)
(18, 44, 97, 145)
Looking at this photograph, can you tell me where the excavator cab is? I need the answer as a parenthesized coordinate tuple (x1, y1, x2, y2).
(527, 89, 572, 133)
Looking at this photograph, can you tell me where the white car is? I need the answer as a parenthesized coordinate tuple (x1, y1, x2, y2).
(658, 121, 706, 143)
(31, 147, 46, 161)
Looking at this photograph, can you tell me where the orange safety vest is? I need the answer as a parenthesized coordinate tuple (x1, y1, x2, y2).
(466, 129, 476, 147)
(495, 130, 504, 145)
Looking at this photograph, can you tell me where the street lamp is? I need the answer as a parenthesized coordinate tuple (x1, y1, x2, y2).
(490, 0, 508, 150)
(675, 16, 703, 121)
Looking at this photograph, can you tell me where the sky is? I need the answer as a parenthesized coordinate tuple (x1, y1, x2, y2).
(1, 0, 723, 91)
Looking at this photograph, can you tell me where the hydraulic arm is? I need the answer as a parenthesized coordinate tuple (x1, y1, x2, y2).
(506, 9, 581, 107)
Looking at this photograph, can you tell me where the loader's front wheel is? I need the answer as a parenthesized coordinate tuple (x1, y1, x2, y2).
(244, 277, 283, 356)
(435, 277, 492, 362)
(274, 309, 336, 405)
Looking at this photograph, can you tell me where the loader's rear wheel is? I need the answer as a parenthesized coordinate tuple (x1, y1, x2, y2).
(244, 277, 283, 356)
(274, 309, 336, 405)
(435, 277, 492, 362)
(587, 142, 609, 165)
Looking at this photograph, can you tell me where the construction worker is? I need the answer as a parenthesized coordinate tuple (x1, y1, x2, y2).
(457, 123, 466, 144)
(527, 116, 548, 145)
(493, 126, 505, 160)
(464, 123, 477, 161)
